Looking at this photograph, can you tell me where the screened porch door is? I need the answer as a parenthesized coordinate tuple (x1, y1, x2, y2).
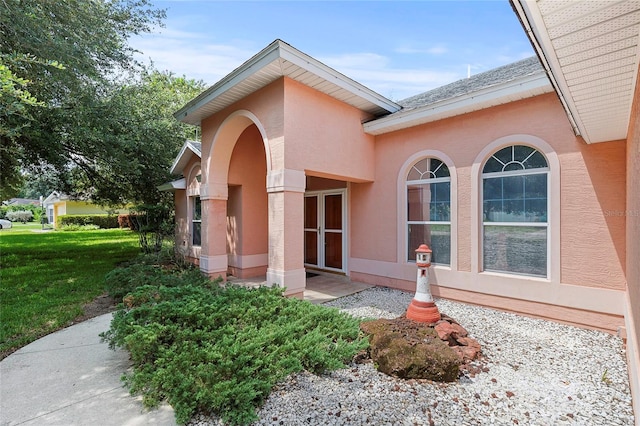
(304, 191, 345, 272)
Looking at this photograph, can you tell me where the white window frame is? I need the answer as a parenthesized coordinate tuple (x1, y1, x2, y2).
(397, 150, 457, 270)
(191, 196, 202, 247)
(406, 162, 452, 266)
(186, 163, 202, 249)
(471, 135, 560, 283)
(481, 145, 549, 278)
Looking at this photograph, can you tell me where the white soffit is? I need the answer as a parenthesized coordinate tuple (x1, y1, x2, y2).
(175, 40, 401, 125)
(513, 0, 640, 144)
(363, 73, 552, 135)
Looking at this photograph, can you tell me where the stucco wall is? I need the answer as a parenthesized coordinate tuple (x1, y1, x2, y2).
(227, 124, 269, 277)
(283, 78, 376, 182)
(350, 92, 627, 331)
(625, 66, 640, 418)
(200, 79, 285, 183)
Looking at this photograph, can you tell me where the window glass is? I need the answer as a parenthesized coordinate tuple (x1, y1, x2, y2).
(408, 224, 451, 265)
(192, 196, 201, 246)
(483, 174, 547, 222)
(482, 145, 548, 277)
(483, 145, 548, 174)
(483, 226, 547, 277)
(406, 157, 451, 265)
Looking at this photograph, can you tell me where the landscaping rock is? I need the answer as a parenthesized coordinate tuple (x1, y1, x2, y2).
(360, 314, 482, 382)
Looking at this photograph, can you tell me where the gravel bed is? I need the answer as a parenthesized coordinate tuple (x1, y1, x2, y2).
(189, 287, 635, 425)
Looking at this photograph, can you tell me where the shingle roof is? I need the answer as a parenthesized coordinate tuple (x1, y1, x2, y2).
(397, 56, 543, 111)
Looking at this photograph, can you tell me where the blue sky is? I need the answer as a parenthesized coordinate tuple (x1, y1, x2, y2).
(130, 0, 534, 101)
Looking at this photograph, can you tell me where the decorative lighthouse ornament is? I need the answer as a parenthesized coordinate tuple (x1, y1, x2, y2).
(406, 244, 441, 323)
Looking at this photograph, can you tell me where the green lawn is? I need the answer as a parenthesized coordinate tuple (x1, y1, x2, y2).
(0, 226, 139, 358)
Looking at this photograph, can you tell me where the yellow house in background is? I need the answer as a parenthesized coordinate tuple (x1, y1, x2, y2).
(42, 191, 126, 228)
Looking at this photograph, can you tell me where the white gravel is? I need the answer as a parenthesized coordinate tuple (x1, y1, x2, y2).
(189, 287, 635, 425)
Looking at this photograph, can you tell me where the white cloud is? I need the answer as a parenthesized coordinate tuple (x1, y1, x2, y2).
(319, 53, 461, 101)
(395, 45, 449, 55)
(129, 33, 256, 85)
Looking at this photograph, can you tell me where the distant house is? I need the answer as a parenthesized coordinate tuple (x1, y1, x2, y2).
(42, 192, 126, 228)
(2, 198, 40, 207)
(164, 1, 639, 418)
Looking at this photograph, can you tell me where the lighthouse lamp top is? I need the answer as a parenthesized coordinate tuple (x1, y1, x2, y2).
(415, 244, 432, 268)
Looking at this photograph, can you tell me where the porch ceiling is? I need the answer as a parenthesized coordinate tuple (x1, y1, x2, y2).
(512, 0, 640, 144)
(175, 40, 401, 126)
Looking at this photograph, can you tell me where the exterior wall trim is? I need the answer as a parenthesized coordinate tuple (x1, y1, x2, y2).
(228, 253, 269, 269)
(200, 254, 228, 274)
(349, 257, 625, 316)
(624, 291, 640, 422)
(267, 169, 306, 193)
(364, 73, 552, 135)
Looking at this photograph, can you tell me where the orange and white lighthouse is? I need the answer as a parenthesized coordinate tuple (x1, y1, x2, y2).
(406, 244, 441, 323)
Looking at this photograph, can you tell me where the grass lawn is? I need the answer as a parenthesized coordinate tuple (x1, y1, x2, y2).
(0, 225, 140, 358)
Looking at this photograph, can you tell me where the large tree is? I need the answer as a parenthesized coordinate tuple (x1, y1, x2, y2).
(1, 0, 201, 204)
(64, 70, 205, 205)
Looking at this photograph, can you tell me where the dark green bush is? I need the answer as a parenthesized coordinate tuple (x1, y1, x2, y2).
(104, 261, 208, 300)
(57, 214, 119, 229)
(101, 268, 367, 425)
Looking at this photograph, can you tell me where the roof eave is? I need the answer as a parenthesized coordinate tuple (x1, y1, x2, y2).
(511, 0, 588, 142)
(158, 178, 187, 192)
(174, 40, 284, 125)
(173, 40, 401, 126)
(510, 0, 640, 144)
(170, 140, 202, 175)
(364, 72, 553, 136)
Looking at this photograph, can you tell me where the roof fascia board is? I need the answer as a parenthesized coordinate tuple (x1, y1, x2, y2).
(158, 178, 187, 192)
(278, 43, 401, 113)
(364, 72, 552, 135)
(174, 41, 283, 123)
(170, 140, 203, 175)
(511, 0, 590, 142)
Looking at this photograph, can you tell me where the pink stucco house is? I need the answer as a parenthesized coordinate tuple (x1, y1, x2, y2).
(165, 1, 639, 415)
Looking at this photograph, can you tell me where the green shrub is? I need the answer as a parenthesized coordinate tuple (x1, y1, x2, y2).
(0, 205, 41, 221)
(59, 224, 100, 231)
(104, 261, 207, 300)
(101, 270, 367, 425)
(57, 214, 119, 229)
(5, 210, 34, 223)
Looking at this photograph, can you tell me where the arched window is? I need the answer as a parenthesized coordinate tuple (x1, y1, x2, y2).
(188, 167, 202, 247)
(406, 157, 451, 265)
(482, 145, 548, 277)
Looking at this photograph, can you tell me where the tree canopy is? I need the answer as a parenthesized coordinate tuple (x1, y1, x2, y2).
(1, 0, 204, 205)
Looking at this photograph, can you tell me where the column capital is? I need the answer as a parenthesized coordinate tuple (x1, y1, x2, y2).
(200, 183, 228, 200)
(266, 169, 306, 193)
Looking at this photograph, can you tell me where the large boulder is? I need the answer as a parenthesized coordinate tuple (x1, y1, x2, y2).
(360, 317, 461, 382)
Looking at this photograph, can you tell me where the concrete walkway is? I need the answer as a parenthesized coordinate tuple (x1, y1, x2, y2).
(0, 275, 371, 426)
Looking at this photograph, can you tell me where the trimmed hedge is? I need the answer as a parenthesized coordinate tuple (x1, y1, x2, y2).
(57, 214, 119, 229)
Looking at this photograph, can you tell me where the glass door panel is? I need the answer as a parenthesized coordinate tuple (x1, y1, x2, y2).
(304, 191, 345, 272)
(323, 193, 343, 270)
(304, 195, 319, 266)
(324, 232, 342, 269)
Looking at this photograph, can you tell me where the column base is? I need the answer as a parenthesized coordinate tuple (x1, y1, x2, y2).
(406, 299, 441, 323)
(266, 268, 306, 296)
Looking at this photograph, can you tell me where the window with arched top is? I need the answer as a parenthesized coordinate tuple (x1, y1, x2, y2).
(406, 157, 451, 265)
(188, 167, 202, 247)
(482, 145, 548, 277)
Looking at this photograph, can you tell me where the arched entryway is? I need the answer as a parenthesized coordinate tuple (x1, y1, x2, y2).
(200, 110, 307, 296)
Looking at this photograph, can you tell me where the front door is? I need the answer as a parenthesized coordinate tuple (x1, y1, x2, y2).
(304, 190, 345, 272)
